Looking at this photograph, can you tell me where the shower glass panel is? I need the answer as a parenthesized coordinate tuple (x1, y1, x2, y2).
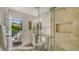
(39, 8, 52, 50)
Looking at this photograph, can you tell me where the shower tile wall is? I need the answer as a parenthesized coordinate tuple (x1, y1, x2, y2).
(54, 7, 79, 51)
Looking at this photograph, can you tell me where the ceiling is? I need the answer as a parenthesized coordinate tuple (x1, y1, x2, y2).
(9, 7, 50, 16)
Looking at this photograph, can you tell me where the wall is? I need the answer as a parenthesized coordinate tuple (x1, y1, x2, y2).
(0, 8, 5, 50)
(0, 8, 5, 25)
(0, 7, 37, 50)
(8, 9, 37, 46)
(53, 7, 79, 51)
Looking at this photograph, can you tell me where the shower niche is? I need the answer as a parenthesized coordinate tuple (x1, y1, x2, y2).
(56, 22, 72, 33)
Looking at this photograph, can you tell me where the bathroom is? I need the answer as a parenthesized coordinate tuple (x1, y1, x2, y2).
(1, 7, 79, 51)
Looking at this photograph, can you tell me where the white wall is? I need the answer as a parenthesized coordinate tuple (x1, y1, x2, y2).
(9, 9, 37, 45)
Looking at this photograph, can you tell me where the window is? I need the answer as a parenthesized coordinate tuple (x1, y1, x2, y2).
(12, 17, 23, 36)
